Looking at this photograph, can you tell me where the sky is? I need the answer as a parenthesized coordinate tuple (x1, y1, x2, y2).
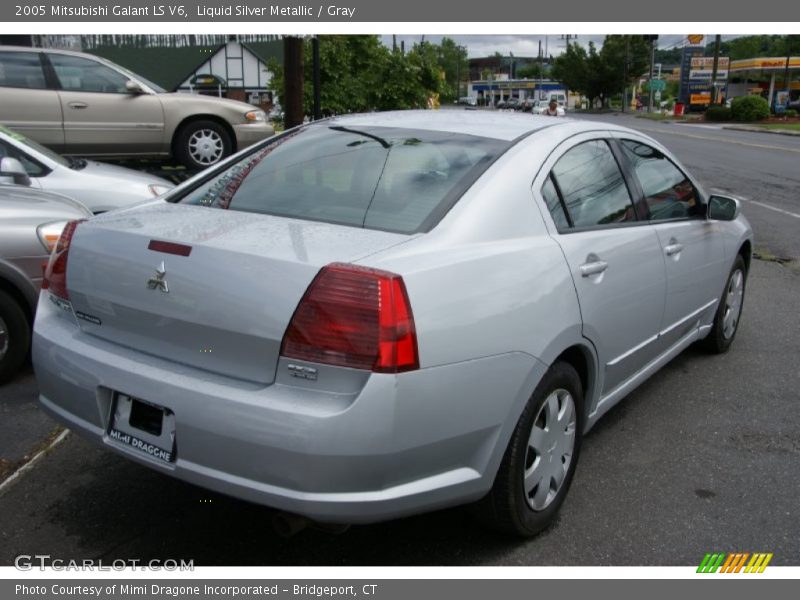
(379, 35, 740, 58)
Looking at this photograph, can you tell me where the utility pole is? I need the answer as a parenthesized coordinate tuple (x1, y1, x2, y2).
(538, 39, 544, 101)
(711, 34, 722, 105)
(312, 36, 321, 120)
(623, 36, 629, 113)
(782, 35, 794, 106)
(647, 35, 657, 113)
(283, 36, 304, 129)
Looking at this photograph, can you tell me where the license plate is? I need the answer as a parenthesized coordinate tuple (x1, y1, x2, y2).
(107, 393, 176, 464)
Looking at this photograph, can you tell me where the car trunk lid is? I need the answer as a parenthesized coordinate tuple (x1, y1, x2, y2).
(65, 203, 411, 384)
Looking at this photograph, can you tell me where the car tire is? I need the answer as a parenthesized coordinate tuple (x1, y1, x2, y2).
(475, 361, 584, 537)
(0, 289, 30, 384)
(702, 254, 747, 354)
(174, 120, 232, 171)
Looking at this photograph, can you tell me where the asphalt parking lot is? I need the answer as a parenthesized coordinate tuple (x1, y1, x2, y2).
(1, 113, 798, 566)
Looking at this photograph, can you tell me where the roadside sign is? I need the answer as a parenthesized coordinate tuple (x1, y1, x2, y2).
(654, 90, 662, 101)
(650, 79, 666, 92)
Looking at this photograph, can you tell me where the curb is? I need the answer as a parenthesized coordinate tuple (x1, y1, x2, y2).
(722, 125, 800, 137)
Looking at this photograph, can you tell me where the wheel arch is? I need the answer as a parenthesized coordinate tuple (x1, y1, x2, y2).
(551, 342, 599, 428)
(0, 264, 37, 326)
(738, 239, 752, 273)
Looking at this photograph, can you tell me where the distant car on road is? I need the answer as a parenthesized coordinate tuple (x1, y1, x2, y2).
(0, 125, 173, 213)
(0, 182, 92, 383)
(0, 46, 275, 170)
(458, 96, 478, 106)
(33, 111, 752, 536)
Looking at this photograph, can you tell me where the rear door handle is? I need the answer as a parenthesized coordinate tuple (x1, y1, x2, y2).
(665, 242, 684, 256)
(580, 260, 609, 277)
(68, 101, 88, 109)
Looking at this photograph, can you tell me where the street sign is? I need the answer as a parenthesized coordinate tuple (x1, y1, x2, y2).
(650, 79, 666, 92)
(654, 90, 662, 101)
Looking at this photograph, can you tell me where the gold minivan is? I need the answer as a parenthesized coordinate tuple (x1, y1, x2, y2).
(0, 46, 274, 170)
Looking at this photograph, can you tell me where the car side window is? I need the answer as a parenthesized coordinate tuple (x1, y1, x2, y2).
(47, 54, 130, 94)
(620, 139, 700, 221)
(0, 140, 46, 176)
(0, 51, 47, 89)
(541, 174, 570, 230)
(550, 139, 637, 228)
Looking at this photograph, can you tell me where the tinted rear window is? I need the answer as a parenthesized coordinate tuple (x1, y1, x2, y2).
(179, 125, 508, 234)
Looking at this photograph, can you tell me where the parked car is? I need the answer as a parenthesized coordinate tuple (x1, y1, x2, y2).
(525, 99, 548, 113)
(0, 46, 275, 170)
(458, 96, 478, 107)
(0, 182, 92, 382)
(0, 125, 173, 213)
(33, 111, 752, 536)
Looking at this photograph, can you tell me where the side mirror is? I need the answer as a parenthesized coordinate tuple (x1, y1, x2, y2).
(125, 79, 145, 94)
(707, 194, 740, 221)
(0, 157, 31, 187)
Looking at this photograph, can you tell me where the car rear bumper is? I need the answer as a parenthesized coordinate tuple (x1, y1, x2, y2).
(32, 295, 544, 523)
(232, 122, 274, 150)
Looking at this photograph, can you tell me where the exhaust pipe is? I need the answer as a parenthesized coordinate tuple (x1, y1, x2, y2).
(272, 512, 309, 538)
(271, 512, 352, 538)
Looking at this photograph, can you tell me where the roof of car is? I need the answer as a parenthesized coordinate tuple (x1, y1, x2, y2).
(327, 110, 575, 142)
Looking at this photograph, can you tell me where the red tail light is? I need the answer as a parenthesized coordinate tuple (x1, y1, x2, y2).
(281, 263, 420, 373)
(42, 219, 85, 300)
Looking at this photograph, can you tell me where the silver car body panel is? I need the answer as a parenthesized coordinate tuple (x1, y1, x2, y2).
(32, 113, 753, 522)
(0, 184, 92, 313)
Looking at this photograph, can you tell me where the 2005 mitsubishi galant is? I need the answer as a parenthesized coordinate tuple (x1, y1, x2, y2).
(32, 111, 752, 536)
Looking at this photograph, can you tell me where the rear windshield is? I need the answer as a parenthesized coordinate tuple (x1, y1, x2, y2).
(178, 125, 509, 234)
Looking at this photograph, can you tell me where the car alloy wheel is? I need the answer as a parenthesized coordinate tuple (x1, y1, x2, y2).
(524, 388, 577, 511)
(702, 254, 747, 354)
(188, 129, 225, 166)
(722, 267, 745, 340)
(475, 361, 583, 536)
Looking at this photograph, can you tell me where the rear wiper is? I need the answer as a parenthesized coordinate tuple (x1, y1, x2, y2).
(329, 126, 391, 149)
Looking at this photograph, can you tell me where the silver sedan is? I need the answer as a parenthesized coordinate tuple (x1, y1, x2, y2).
(1, 184, 92, 382)
(32, 111, 752, 536)
(0, 125, 173, 213)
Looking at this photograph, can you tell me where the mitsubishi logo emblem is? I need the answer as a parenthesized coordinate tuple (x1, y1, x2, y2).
(146, 261, 169, 293)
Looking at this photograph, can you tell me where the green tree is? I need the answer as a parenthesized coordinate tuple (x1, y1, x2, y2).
(599, 35, 651, 105)
(551, 42, 589, 98)
(516, 63, 545, 80)
(269, 35, 442, 116)
(436, 37, 469, 102)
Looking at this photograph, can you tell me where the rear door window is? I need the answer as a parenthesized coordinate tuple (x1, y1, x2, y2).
(0, 51, 47, 89)
(550, 139, 638, 228)
(48, 53, 130, 94)
(179, 125, 508, 234)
